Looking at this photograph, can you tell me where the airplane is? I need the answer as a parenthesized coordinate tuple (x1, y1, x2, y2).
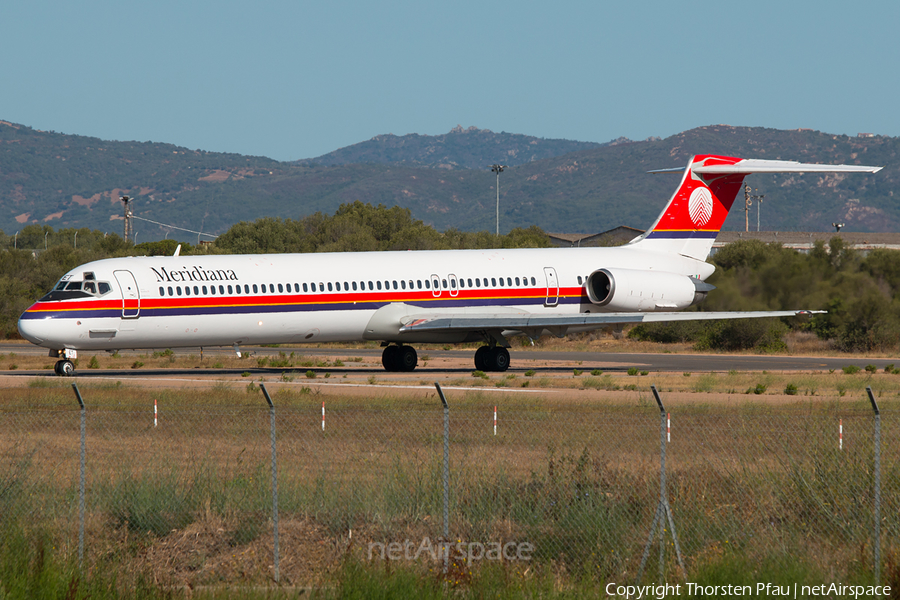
(18, 154, 882, 376)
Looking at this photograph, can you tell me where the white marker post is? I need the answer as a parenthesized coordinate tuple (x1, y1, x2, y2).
(322, 401, 325, 432)
(839, 418, 843, 450)
(667, 412, 670, 443)
(154, 399, 158, 428)
(493, 406, 497, 436)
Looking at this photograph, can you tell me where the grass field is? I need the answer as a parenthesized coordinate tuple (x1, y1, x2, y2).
(2, 372, 900, 597)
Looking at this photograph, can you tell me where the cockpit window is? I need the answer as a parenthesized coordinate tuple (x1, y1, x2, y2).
(41, 278, 113, 302)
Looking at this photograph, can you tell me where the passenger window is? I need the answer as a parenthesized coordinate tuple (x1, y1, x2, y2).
(442, 279, 447, 288)
(384, 281, 390, 290)
(491, 278, 497, 287)
(451, 278, 457, 288)
(531, 277, 536, 286)
(467, 278, 473, 287)
(424, 280, 430, 289)
(227, 285, 233, 294)
(236, 286, 242, 295)
(243, 285, 248, 294)
(577, 276, 583, 285)
(328, 282, 333, 292)
(377, 281, 382, 290)
(318, 283, 324, 291)
(168, 286, 174, 296)
(185, 287, 191, 296)
(498, 278, 504, 287)
(475, 278, 480, 287)
(417, 280, 422, 289)
(302, 283, 308, 292)
(210, 286, 215, 295)
(515, 277, 520, 286)
(506, 277, 512, 286)
(293, 283, 299, 292)
(368, 281, 374, 290)
(219, 285, 225, 294)
(193, 286, 199, 295)
(202, 286, 208, 295)
(177, 287, 183, 296)
(344, 282, 349, 291)
(278, 284, 284, 293)
(251, 284, 257, 293)
(159, 286, 164, 296)
(401, 280, 406, 290)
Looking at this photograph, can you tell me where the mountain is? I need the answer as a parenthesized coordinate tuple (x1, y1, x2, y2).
(305, 125, 610, 169)
(0, 120, 896, 241)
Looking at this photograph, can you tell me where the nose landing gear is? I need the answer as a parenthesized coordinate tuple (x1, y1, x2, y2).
(54, 360, 75, 376)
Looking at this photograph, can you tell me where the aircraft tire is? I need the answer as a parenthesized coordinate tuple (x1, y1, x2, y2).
(487, 347, 510, 372)
(397, 346, 417, 372)
(474, 346, 489, 371)
(381, 346, 400, 371)
(56, 360, 75, 377)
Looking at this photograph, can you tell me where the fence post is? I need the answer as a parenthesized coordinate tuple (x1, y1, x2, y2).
(260, 384, 280, 583)
(434, 382, 450, 574)
(866, 386, 881, 583)
(636, 385, 685, 584)
(71, 383, 86, 572)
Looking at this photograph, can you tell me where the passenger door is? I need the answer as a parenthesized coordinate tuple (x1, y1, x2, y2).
(114, 270, 140, 318)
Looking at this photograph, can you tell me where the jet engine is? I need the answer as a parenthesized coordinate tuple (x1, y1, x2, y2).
(585, 268, 714, 312)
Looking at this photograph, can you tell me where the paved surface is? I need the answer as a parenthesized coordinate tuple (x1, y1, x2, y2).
(1, 342, 895, 378)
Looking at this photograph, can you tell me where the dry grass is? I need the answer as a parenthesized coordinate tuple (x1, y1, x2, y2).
(2, 379, 899, 586)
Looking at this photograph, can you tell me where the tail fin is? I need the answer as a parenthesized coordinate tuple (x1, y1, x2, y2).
(628, 155, 882, 261)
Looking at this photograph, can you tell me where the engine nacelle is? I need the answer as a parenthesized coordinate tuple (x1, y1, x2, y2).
(585, 268, 714, 312)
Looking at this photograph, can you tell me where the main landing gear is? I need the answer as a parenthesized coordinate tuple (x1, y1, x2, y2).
(381, 344, 418, 372)
(474, 346, 510, 372)
(54, 360, 75, 376)
(380, 344, 510, 372)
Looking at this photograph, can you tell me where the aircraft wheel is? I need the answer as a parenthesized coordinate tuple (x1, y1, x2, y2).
(56, 360, 75, 377)
(487, 347, 510, 372)
(474, 346, 489, 371)
(381, 345, 401, 372)
(397, 346, 418, 372)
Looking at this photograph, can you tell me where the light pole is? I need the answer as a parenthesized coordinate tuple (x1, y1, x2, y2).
(490, 164, 507, 236)
(120, 195, 133, 242)
(74, 231, 78, 249)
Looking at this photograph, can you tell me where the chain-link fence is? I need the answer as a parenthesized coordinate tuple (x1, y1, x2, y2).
(1, 381, 897, 587)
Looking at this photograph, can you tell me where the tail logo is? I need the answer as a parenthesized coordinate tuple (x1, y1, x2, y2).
(688, 186, 713, 228)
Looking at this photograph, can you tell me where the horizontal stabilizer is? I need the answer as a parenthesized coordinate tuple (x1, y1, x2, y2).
(692, 159, 882, 174)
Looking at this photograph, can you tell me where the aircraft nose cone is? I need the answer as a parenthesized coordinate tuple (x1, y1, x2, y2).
(18, 308, 47, 344)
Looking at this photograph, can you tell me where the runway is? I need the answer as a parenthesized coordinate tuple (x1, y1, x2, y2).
(1, 342, 896, 379)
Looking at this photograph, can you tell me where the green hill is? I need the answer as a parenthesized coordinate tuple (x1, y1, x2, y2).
(305, 125, 608, 169)
(0, 120, 896, 240)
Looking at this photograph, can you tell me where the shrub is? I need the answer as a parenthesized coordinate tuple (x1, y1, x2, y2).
(842, 365, 861, 374)
(784, 383, 798, 395)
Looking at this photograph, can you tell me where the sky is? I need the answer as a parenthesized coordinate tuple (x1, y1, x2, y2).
(3, 1, 899, 162)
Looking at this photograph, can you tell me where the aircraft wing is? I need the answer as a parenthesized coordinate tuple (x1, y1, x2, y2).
(399, 309, 824, 335)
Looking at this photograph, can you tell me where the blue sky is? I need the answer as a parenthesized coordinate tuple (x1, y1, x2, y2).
(3, 1, 898, 162)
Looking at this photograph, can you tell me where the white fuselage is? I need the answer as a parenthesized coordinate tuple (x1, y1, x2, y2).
(18, 245, 712, 352)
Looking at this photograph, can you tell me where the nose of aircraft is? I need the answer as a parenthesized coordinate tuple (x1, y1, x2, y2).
(18, 307, 48, 345)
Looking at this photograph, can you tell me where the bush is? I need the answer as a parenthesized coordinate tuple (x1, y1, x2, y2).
(784, 383, 798, 395)
(842, 365, 861, 374)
